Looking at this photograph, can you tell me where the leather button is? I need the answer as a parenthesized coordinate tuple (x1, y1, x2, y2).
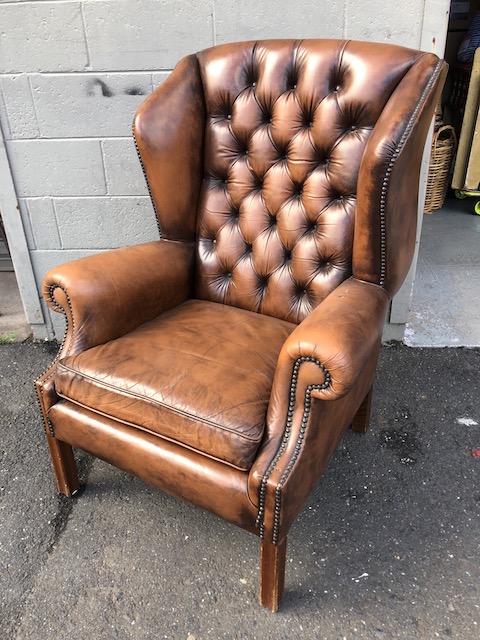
(335, 85, 341, 92)
(227, 114, 232, 120)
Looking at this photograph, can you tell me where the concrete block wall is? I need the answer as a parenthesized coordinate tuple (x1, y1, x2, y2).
(0, 0, 427, 339)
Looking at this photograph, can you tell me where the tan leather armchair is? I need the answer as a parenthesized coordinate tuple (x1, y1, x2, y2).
(36, 40, 446, 611)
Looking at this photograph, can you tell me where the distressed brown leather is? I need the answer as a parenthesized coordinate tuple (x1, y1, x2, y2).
(54, 300, 295, 470)
(49, 400, 259, 532)
(42, 240, 195, 355)
(36, 39, 447, 609)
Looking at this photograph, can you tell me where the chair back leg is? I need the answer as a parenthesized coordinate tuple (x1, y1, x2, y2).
(351, 386, 374, 433)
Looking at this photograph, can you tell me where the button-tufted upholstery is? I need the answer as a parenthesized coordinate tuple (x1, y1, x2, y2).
(36, 40, 447, 612)
(196, 40, 412, 322)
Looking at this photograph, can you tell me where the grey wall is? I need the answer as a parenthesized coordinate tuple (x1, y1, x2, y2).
(0, 0, 428, 338)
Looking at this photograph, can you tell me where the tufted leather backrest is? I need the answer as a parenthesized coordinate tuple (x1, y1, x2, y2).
(134, 39, 445, 324)
(193, 40, 435, 323)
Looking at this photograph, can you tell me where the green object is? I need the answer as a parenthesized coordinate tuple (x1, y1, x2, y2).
(0, 332, 17, 344)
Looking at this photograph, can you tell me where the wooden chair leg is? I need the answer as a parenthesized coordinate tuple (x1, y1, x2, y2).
(46, 432, 80, 497)
(352, 386, 373, 433)
(259, 537, 287, 612)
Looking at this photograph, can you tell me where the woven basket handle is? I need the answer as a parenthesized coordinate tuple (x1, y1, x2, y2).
(433, 125, 457, 151)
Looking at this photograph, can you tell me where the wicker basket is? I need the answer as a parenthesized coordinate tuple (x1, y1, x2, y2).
(424, 125, 457, 213)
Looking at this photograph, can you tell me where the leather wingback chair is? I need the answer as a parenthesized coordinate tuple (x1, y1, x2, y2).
(36, 40, 446, 611)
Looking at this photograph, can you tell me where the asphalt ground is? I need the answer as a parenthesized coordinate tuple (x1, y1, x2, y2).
(1, 342, 479, 639)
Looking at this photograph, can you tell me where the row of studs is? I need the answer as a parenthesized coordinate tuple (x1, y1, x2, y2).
(132, 122, 163, 240)
(255, 355, 331, 540)
(36, 284, 75, 438)
(379, 60, 443, 286)
(272, 378, 330, 545)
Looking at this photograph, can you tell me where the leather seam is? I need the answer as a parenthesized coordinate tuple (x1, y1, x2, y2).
(51, 399, 252, 472)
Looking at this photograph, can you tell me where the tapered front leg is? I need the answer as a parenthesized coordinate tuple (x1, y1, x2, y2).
(45, 432, 80, 497)
(259, 537, 287, 612)
(351, 386, 373, 433)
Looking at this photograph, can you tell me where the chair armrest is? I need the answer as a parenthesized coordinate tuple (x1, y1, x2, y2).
(43, 240, 195, 355)
(249, 277, 389, 541)
(270, 277, 389, 408)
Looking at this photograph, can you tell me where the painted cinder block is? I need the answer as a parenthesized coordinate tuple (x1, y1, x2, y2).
(25, 198, 62, 250)
(30, 73, 153, 138)
(0, 3, 88, 73)
(30, 249, 102, 286)
(53, 196, 159, 249)
(344, 0, 423, 48)
(0, 87, 12, 141)
(102, 138, 149, 196)
(5, 139, 106, 197)
(47, 307, 66, 342)
(17, 199, 37, 251)
(214, 0, 344, 43)
(152, 72, 170, 90)
(83, 0, 214, 71)
(0, 76, 39, 140)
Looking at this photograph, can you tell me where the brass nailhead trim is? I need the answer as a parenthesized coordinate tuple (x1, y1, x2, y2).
(379, 60, 443, 286)
(132, 122, 163, 239)
(256, 356, 331, 542)
(36, 284, 75, 438)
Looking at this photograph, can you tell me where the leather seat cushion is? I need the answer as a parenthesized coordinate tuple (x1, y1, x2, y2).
(53, 300, 295, 470)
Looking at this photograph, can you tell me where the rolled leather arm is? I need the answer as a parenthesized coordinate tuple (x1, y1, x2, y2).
(43, 240, 195, 355)
(270, 276, 389, 409)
